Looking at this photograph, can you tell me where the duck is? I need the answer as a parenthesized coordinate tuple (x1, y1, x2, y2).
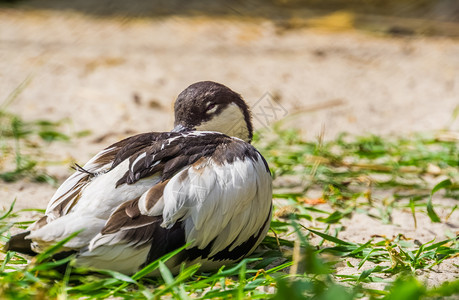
(6, 81, 273, 275)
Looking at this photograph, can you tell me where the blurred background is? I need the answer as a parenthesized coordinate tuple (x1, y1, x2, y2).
(1, 0, 458, 151)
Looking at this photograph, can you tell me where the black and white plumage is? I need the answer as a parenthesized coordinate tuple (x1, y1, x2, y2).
(6, 81, 273, 275)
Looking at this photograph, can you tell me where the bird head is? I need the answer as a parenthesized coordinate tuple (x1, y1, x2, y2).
(173, 81, 253, 143)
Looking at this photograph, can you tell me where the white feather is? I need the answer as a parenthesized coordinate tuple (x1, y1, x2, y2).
(195, 103, 250, 142)
(161, 153, 272, 256)
(45, 146, 117, 219)
(27, 214, 106, 251)
(130, 152, 147, 173)
(75, 160, 160, 219)
(138, 192, 165, 216)
(30, 158, 161, 252)
(77, 244, 150, 274)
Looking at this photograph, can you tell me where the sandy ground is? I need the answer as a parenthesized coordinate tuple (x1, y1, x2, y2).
(0, 6, 458, 290)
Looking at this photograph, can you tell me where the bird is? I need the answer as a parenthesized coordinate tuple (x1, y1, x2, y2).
(6, 81, 273, 275)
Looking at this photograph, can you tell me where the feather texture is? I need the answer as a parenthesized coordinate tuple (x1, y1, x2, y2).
(72, 132, 272, 273)
(6, 81, 273, 275)
(13, 130, 272, 275)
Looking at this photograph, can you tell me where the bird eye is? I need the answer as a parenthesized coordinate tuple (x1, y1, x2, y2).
(206, 103, 216, 111)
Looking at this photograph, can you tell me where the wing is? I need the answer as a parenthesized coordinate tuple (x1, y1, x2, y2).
(26, 131, 228, 253)
(30, 132, 163, 230)
(77, 135, 272, 274)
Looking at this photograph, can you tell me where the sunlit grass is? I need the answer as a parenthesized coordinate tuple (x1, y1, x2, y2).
(0, 106, 458, 298)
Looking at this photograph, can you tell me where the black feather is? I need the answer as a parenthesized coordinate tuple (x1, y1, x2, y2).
(4, 231, 36, 256)
(72, 163, 96, 177)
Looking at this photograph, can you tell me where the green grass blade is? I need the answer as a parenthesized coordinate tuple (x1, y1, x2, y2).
(427, 179, 452, 223)
(34, 230, 83, 264)
(0, 199, 16, 221)
(358, 248, 379, 269)
(159, 260, 174, 285)
(265, 261, 293, 274)
(348, 239, 373, 256)
(431, 179, 453, 195)
(423, 239, 451, 251)
(306, 228, 355, 246)
(30, 256, 73, 271)
(131, 244, 187, 280)
(0, 251, 16, 272)
(97, 269, 138, 284)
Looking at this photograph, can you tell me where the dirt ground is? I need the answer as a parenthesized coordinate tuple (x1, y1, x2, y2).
(0, 5, 458, 290)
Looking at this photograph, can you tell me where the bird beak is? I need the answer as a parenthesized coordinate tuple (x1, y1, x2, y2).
(171, 124, 187, 133)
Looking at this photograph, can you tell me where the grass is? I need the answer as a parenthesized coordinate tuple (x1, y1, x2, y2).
(0, 79, 90, 185)
(0, 110, 458, 298)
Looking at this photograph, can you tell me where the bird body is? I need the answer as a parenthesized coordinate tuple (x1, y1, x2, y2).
(6, 81, 272, 275)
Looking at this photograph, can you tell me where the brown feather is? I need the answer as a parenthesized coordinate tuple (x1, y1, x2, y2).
(50, 188, 83, 217)
(28, 215, 49, 231)
(144, 179, 170, 211)
(102, 198, 156, 235)
(125, 200, 141, 219)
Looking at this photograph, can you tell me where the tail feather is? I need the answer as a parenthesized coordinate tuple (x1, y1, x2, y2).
(4, 231, 37, 256)
(5, 231, 78, 274)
